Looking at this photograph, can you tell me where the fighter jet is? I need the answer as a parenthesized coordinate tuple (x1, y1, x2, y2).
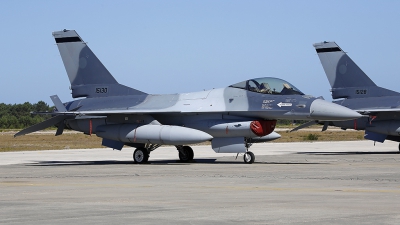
(14, 30, 361, 164)
(309, 41, 400, 150)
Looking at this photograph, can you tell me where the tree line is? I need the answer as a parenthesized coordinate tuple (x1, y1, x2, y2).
(0, 101, 53, 129)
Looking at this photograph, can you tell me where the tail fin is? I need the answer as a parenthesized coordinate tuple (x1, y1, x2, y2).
(52, 29, 146, 98)
(313, 41, 399, 99)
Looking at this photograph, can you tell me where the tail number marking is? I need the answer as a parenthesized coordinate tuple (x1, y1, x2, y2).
(356, 90, 367, 95)
(96, 87, 108, 94)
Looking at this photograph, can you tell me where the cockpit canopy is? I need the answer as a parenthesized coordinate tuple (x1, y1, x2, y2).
(229, 77, 304, 95)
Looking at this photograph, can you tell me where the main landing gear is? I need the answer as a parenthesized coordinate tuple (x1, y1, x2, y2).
(132, 144, 195, 164)
(132, 142, 256, 164)
(133, 144, 160, 164)
(176, 145, 194, 162)
(133, 148, 149, 164)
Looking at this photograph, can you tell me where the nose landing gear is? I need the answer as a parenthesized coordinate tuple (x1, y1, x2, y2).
(243, 151, 255, 164)
(243, 139, 255, 164)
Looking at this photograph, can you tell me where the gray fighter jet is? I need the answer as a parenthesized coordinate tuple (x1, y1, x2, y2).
(14, 30, 361, 164)
(310, 41, 400, 150)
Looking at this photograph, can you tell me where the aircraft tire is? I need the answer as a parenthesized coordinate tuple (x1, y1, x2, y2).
(243, 151, 255, 164)
(179, 146, 194, 162)
(133, 148, 149, 164)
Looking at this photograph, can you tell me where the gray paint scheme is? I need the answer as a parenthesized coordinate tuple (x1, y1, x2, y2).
(314, 41, 400, 145)
(14, 30, 362, 164)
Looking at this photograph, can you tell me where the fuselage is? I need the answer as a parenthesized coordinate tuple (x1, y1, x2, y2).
(63, 87, 337, 126)
(331, 96, 400, 140)
(61, 85, 361, 140)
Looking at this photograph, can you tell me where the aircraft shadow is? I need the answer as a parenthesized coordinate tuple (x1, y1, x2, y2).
(26, 158, 325, 166)
(27, 159, 222, 166)
(27, 160, 136, 166)
(296, 151, 400, 156)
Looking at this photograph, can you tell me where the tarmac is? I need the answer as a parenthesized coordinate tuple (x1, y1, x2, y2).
(1, 140, 400, 224)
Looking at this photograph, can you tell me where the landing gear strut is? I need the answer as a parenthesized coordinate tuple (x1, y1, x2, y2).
(176, 145, 194, 162)
(243, 138, 255, 164)
(133, 144, 161, 164)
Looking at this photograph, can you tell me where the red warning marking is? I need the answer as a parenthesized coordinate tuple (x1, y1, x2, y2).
(89, 119, 92, 136)
(370, 116, 377, 124)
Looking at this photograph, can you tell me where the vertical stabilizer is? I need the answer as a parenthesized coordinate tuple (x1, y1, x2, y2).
(313, 42, 399, 99)
(53, 29, 146, 98)
(313, 42, 376, 89)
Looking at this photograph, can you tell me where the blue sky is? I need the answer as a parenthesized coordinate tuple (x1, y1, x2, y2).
(1, 0, 400, 104)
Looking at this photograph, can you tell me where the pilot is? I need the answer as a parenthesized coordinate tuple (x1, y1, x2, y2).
(259, 83, 272, 94)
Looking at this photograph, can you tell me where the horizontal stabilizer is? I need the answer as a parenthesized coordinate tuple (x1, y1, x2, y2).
(50, 95, 67, 112)
(14, 115, 73, 137)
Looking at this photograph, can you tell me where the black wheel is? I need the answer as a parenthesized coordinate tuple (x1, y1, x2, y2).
(179, 146, 194, 162)
(133, 148, 149, 164)
(243, 151, 255, 164)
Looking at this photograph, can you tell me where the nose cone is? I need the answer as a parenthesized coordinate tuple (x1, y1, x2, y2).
(310, 99, 361, 121)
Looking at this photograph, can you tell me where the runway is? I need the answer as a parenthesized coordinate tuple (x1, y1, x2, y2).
(1, 141, 399, 224)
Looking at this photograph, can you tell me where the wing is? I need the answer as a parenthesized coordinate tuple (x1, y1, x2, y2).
(356, 108, 400, 115)
(48, 109, 182, 116)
